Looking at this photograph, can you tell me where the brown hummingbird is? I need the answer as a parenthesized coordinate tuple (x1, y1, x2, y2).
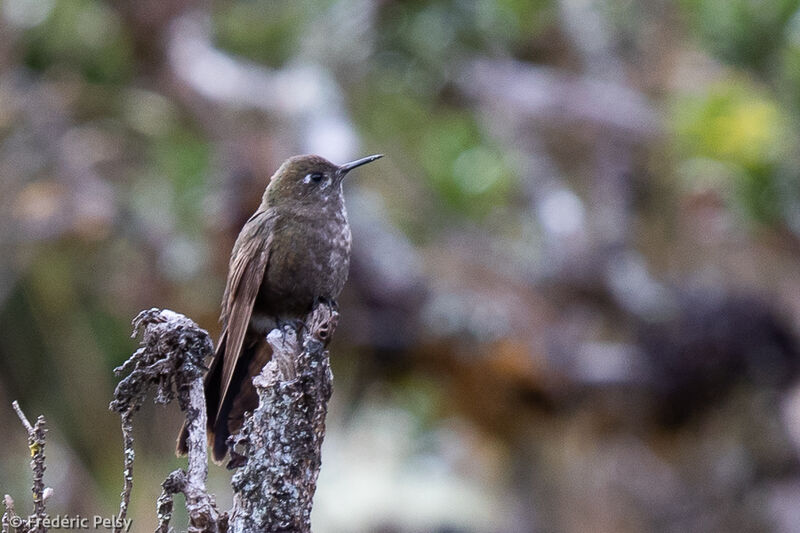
(177, 153, 383, 463)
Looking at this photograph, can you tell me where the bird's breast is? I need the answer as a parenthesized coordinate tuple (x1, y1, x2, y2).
(258, 211, 351, 317)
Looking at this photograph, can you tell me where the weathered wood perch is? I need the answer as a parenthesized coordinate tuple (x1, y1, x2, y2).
(110, 302, 337, 533)
(228, 303, 336, 533)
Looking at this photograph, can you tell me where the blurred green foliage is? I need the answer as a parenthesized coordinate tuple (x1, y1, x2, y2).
(358, 91, 513, 217)
(672, 80, 792, 223)
(151, 126, 211, 230)
(681, 0, 800, 71)
(3, 0, 800, 531)
(214, 0, 334, 67)
(671, 0, 800, 227)
(22, 0, 132, 83)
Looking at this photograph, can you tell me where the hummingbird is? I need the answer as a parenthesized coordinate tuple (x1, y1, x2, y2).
(177, 153, 383, 463)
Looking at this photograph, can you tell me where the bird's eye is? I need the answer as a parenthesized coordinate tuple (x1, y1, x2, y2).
(309, 173, 323, 183)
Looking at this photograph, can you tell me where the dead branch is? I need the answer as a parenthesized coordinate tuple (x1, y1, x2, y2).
(109, 303, 338, 532)
(2, 403, 49, 533)
(110, 308, 221, 533)
(1, 495, 12, 533)
(154, 471, 184, 533)
(228, 303, 337, 533)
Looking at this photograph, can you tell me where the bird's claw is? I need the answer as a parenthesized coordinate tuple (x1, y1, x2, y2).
(315, 297, 338, 312)
(276, 317, 307, 336)
(226, 449, 247, 470)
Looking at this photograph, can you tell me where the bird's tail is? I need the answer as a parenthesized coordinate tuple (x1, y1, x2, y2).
(176, 334, 271, 464)
(175, 334, 226, 458)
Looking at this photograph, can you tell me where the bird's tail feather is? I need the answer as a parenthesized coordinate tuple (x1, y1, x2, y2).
(212, 337, 271, 463)
(175, 335, 272, 463)
(175, 334, 226, 457)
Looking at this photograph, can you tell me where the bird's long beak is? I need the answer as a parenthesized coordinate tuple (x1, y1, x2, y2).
(338, 154, 383, 177)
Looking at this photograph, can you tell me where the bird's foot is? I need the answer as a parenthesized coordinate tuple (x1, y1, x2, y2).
(225, 433, 248, 469)
(315, 297, 338, 312)
(276, 317, 307, 335)
(226, 449, 247, 470)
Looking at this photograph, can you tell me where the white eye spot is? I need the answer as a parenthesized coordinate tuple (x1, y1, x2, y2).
(304, 172, 332, 192)
(304, 172, 326, 186)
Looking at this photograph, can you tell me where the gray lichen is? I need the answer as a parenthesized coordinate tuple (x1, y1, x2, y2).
(228, 303, 337, 533)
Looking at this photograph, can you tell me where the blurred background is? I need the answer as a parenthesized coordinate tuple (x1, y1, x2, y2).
(2, 0, 800, 531)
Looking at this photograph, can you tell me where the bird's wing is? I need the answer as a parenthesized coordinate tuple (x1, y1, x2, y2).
(217, 211, 273, 417)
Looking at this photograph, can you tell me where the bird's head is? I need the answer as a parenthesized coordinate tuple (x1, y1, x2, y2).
(265, 154, 382, 208)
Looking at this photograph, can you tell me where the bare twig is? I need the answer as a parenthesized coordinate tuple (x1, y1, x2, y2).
(180, 374, 221, 533)
(228, 303, 337, 533)
(116, 412, 134, 533)
(11, 402, 48, 533)
(10, 402, 33, 434)
(111, 308, 220, 533)
(155, 471, 185, 533)
(2, 495, 15, 533)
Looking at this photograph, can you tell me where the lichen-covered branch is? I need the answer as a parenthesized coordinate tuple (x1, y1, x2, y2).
(2, 494, 15, 533)
(110, 304, 338, 533)
(115, 411, 134, 533)
(7, 402, 49, 533)
(111, 308, 221, 533)
(228, 303, 338, 533)
(178, 373, 224, 533)
(154, 470, 185, 533)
